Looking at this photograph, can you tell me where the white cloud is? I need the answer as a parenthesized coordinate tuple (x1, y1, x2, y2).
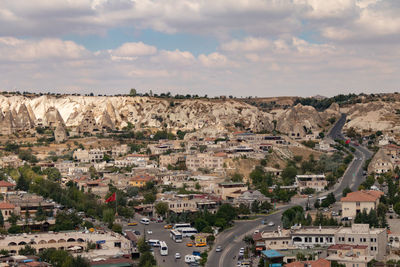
(198, 52, 229, 67)
(0, 37, 88, 61)
(111, 42, 157, 60)
(221, 37, 270, 52)
(153, 49, 196, 65)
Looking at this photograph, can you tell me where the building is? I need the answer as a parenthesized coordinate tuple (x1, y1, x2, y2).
(7, 192, 55, 218)
(253, 228, 293, 251)
(326, 244, 373, 267)
(340, 190, 384, 218)
(186, 153, 225, 171)
(295, 175, 327, 192)
(285, 258, 331, 267)
(0, 202, 16, 221)
(159, 153, 185, 168)
(291, 226, 338, 248)
(54, 161, 76, 174)
(0, 180, 15, 194)
(334, 224, 387, 260)
(161, 194, 220, 214)
(261, 250, 284, 266)
(129, 174, 154, 187)
(73, 149, 105, 163)
(0, 231, 131, 256)
(216, 182, 248, 200)
(233, 190, 270, 208)
(0, 155, 23, 168)
(111, 144, 129, 157)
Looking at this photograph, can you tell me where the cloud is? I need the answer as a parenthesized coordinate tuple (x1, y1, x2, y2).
(221, 37, 270, 52)
(198, 52, 229, 67)
(0, 37, 88, 61)
(111, 42, 157, 60)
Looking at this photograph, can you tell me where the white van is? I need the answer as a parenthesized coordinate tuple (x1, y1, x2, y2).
(185, 255, 200, 263)
(140, 218, 150, 225)
(148, 239, 160, 247)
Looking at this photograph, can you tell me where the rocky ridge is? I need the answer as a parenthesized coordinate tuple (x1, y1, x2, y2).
(0, 95, 342, 137)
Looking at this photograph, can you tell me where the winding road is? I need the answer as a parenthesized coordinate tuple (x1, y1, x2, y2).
(206, 114, 373, 267)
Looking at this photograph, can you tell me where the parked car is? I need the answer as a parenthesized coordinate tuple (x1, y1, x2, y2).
(195, 242, 206, 247)
(127, 222, 138, 226)
(164, 224, 173, 229)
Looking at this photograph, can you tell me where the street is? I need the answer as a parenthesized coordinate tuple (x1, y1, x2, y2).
(207, 113, 373, 267)
(124, 216, 207, 267)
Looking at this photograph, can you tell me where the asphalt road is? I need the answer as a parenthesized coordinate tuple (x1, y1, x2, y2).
(124, 216, 207, 267)
(207, 113, 373, 267)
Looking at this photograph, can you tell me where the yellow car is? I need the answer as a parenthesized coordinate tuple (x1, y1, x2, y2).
(186, 242, 194, 247)
(164, 224, 173, 229)
(195, 243, 206, 247)
(127, 222, 138, 226)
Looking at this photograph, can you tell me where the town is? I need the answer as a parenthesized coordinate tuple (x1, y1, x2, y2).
(0, 92, 398, 267)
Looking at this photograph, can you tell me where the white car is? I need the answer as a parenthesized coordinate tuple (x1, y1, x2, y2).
(216, 246, 222, 252)
(147, 230, 153, 235)
(175, 253, 181, 259)
(267, 221, 275, 227)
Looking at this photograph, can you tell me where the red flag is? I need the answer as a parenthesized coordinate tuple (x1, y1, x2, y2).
(106, 192, 116, 203)
(345, 139, 350, 144)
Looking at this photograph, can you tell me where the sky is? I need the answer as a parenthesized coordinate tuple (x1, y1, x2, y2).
(0, 0, 399, 97)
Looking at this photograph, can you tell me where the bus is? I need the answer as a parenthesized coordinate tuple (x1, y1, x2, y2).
(180, 227, 198, 237)
(160, 241, 168, 256)
(170, 230, 183, 243)
(173, 223, 191, 230)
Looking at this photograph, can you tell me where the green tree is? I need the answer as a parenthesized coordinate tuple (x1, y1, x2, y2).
(129, 88, 137, 96)
(112, 223, 122, 234)
(0, 211, 3, 227)
(394, 202, 400, 216)
(43, 168, 61, 181)
(102, 209, 115, 228)
(251, 200, 260, 213)
(144, 192, 156, 204)
(154, 202, 169, 217)
(139, 251, 157, 267)
(137, 237, 151, 253)
(18, 245, 36, 256)
(195, 218, 209, 232)
(231, 173, 243, 182)
(342, 187, 352, 197)
(16, 175, 30, 191)
(281, 165, 298, 185)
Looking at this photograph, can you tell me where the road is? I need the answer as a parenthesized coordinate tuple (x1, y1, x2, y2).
(123, 216, 207, 267)
(207, 113, 373, 267)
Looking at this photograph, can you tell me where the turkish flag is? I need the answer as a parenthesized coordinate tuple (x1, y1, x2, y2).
(106, 192, 116, 203)
(345, 139, 350, 144)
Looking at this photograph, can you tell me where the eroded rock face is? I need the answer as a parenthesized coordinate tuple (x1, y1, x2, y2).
(275, 104, 340, 137)
(0, 95, 347, 137)
(344, 101, 400, 134)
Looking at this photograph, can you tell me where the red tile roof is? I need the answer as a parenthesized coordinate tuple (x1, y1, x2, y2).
(340, 190, 383, 202)
(0, 180, 15, 187)
(0, 202, 15, 209)
(285, 258, 330, 267)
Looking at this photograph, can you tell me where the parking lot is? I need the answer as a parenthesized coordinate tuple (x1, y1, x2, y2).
(124, 217, 208, 267)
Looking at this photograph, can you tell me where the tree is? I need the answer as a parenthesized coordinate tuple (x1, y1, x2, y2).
(112, 223, 122, 234)
(231, 173, 243, 182)
(342, 187, 352, 197)
(281, 165, 298, 185)
(139, 251, 157, 267)
(195, 218, 209, 232)
(154, 202, 169, 217)
(129, 88, 137, 96)
(43, 168, 61, 181)
(144, 193, 156, 204)
(16, 175, 30, 191)
(18, 245, 36, 256)
(251, 200, 260, 213)
(394, 202, 400, 216)
(137, 237, 151, 253)
(0, 211, 3, 227)
(7, 212, 19, 225)
(102, 209, 115, 228)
